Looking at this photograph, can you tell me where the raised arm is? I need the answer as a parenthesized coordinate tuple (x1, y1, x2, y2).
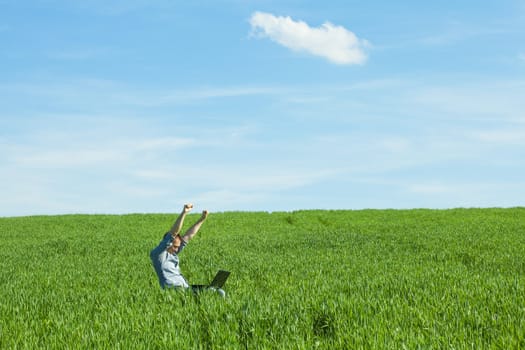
(181, 210, 208, 242)
(169, 204, 193, 236)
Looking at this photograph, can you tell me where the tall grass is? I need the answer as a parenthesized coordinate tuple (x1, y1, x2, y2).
(1, 208, 524, 349)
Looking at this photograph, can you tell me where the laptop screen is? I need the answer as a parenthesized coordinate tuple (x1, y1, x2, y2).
(210, 270, 230, 288)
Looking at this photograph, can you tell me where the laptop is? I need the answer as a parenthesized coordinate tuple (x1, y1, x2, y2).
(193, 270, 230, 289)
(209, 270, 230, 288)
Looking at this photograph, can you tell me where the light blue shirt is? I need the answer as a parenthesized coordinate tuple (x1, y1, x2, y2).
(150, 232, 188, 289)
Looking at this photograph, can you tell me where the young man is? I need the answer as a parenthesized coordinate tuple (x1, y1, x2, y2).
(150, 204, 225, 296)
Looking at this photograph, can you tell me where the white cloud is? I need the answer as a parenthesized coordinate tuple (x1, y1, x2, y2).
(249, 11, 368, 65)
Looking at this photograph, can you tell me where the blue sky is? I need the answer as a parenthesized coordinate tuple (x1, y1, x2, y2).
(1, 0, 525, 216)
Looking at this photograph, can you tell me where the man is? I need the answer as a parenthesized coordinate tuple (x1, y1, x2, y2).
(150, 204, 225, 297)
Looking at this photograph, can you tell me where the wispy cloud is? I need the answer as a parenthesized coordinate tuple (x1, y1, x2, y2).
(249, 11, 368, 65)
(140, 86, 288, 106)
(418, 20, 506, 46)
(406, 180, 525, 208)
(1, 109, 351, 214)
(469, 129, 525, 145)
(58, 0, 173, 16)
(135, 137, 196, 150)
(410, 80, 525, 122)
(45, 47, 117, 60)
(7, 132, 198, 169)
(0, 79, 289, 111)
(2, 75, 525, 215)
(13, 148, 126, 167)
(408, 183, 457, 195)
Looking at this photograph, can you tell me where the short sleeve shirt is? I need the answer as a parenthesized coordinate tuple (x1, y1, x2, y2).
(150, 232, 188, 288)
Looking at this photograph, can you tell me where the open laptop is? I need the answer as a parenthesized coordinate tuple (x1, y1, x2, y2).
(209, 270, 230, 288)
(192, 270, 230, 289)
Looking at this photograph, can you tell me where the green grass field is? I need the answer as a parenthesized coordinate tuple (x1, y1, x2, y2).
(1, 208, 524, 349)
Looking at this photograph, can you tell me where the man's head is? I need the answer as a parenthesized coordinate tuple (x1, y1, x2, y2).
(167, 234, 183, 254)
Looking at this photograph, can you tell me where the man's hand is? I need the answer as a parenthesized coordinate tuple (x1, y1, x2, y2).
(183, 204, 193, 213)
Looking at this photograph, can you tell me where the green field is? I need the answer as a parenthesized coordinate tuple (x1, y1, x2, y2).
(1, 208, 524, 349)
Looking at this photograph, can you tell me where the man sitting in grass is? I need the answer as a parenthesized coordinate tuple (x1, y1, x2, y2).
(150, 204, 225, 297)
